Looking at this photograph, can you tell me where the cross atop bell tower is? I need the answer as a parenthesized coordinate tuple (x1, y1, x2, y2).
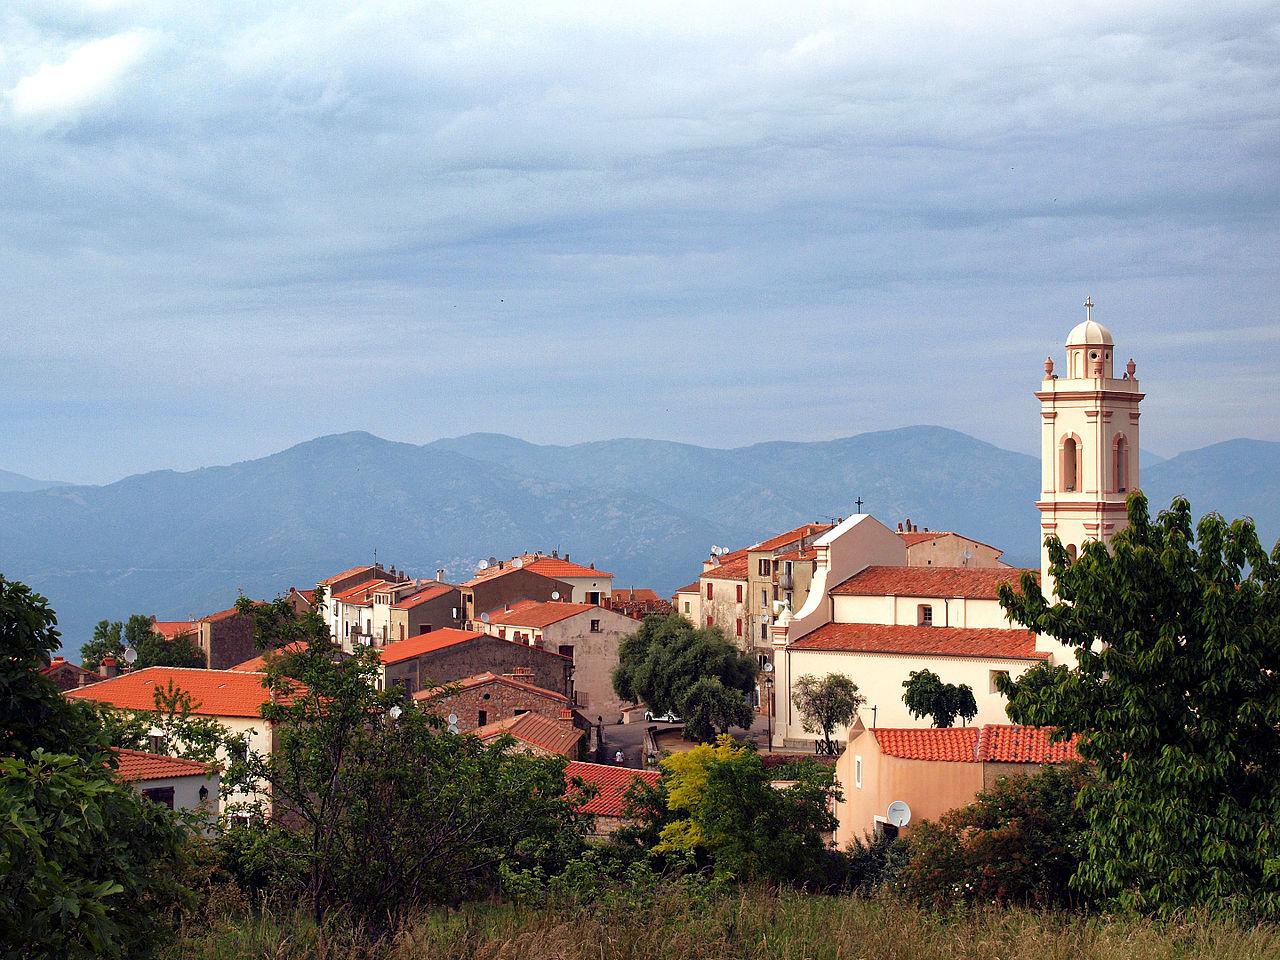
(1035, 301, 1145, 637)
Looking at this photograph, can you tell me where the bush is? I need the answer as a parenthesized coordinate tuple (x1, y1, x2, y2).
(894, 763, 1090, 909)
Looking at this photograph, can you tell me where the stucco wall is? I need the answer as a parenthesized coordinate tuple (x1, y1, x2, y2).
(132, 772, 221, 824)
(830, 594, 1016, 629)
(904, 536, 1005, 568)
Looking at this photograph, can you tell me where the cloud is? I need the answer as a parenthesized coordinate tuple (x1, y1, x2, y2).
(7, 30, 152, 122)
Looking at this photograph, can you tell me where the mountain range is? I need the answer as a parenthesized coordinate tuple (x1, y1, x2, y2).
(0, 427, 1276, 655)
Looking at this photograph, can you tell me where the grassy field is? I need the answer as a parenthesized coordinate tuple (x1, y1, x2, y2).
(174, 888, 1280, 960)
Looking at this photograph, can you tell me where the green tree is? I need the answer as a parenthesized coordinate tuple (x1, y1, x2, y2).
(680, 676, 754, 742)
(650, 736, 839, 885)
(612, 614, 757, 740)
(127, 613, 207, 669)
(896, 763, 1091, 909)
(81, 618, 125, 671)
(233, 598, 588, 926)
(792, 673, 866, 753)
(901, 669, 978, 728)
(997, 493, 1280, 918)
(97, 680, 246, 769)
(0, 575, 191, 959)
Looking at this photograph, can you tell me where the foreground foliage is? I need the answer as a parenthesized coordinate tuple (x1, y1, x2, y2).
(169, 888, 1280, 960)
(999, 493, 1280, 918)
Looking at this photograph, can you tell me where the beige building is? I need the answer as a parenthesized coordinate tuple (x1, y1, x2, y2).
(480, 601, 637, 718)
(896, 525, 1007, 568)
(745, 523, 833, 658)
(113, 747, 220, 826)
(834, 721, 1079, 846)
(465, 553, 614, 606)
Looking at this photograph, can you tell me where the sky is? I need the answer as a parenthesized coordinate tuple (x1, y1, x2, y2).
(2, 1, 1278, 484)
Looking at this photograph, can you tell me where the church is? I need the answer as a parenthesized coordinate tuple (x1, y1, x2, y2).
(768, 303, 1142, 747)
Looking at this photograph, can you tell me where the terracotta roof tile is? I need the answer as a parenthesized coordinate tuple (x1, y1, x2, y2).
(674, 582, 701, 594)
(871, 725, 1079, 764)
(228, 641, 309, 672)
(152, 619, 198, 639)
(751, 523, 834, 552)
(112, 748, 212, 782)
(391, 583, 455, 609)
(611, 589, 660, 603)
(413, 670, 569, 703)
(790, 622, 1045, 660)
(319, 564, 381, 585)
(66, 666, 297, 718)
(564, 761, 661, 817)
(831, 566, 1034, 600)
(487, 601, 600, 629)
(523, 557, 612, 580)
(376, 628, 486, 664)
(475, 712, 584, 756)
(897, 531, 948, 546)
(331, 580, 393, 605)
(701, 554, 750, 581)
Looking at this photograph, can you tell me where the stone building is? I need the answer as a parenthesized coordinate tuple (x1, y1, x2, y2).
(460, 566, 574, 627)
(413, 669, 588, 736)
(376, 628, 573, 698)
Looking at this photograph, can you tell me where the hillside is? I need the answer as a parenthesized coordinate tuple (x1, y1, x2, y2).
(0, 468, 66, 493)
(0, 428, 1275, 654)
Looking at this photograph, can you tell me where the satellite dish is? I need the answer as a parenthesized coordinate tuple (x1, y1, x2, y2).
(488, 556, 498, 567)
(761, 660, 774, 674)
(448, 724, 459, 734)
(477, 559, 489, 570)
(551, 591, 560, 601)
(480, 612, 490, 624)
(447, 713, 459, 725)
(123, 648, 138, 665)
(513, 557, 523, 569)
(887, 800, 912, 827)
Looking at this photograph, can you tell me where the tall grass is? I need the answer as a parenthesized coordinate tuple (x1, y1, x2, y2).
(174, 888, 1280, 960)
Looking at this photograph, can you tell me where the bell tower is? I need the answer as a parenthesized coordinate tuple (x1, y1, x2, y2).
(1036, 298, 1144, 608)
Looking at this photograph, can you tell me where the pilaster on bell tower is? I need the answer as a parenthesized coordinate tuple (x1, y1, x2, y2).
(1036, 297, 1144, 610)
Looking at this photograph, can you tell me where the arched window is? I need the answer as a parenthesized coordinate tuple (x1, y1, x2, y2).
(1066, 543, 1078, 562)
(1114, 434, 1129, 493)
(1062, 436, 1080, 492)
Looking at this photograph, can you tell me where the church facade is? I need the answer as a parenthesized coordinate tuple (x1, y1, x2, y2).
(768, 305, 1142, 747)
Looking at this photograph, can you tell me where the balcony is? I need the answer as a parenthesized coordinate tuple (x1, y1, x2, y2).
(777, 572, 794, 591)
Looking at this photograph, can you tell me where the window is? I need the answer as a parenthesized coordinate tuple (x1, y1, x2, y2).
(478, 709, 487, 726)
(735, 618, 743, 637)
(498, 627, 506, 639)
(736, 584, 743, 603)
(758, 558, 771, 577)
(785, 591, 793, 607)
(559, 644, 574, 661)
(418, 624, 431, 635)
(683, 601, 690, 614)
(1062, 436, 1080, 492)
(990, 670, 1010, 694)
(757, 654, 770, 669)
(706, 615, 714, 628)
(706, 582, 714, 600)
(1066, 543, 1078, 562)
(514, 708, 528, 716)
(1114, 434, 1129, 492)
(918, 604, 933, 627)
(784, 560, 793, 576)
(590, 619, 601, 632)
(587, 591, 600, 604)
(142, 786, 175, 809)
(148, 733, 166, 754)
(761, 588, 768, 609)
(760, 622, 768, 640)
(855, 756, 863, 789)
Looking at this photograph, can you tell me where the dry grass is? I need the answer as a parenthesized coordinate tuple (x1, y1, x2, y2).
(175, 888, 1280, 960)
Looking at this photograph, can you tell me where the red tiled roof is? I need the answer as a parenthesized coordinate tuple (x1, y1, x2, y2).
(202, 604, 253, 623)
(830, 566, 1034, 600)
(413, 671, 569, 703)
(391, 582, 454, 609)
(674, 582, 701, 595)
(41, 657, 99, 678)
(319, 564, 380, 585)
(898, 531, 947, 546)
(229, 641, 309, 672)
(112, 747, 212, 782)
(487, 601, 600, 629)
(377, 629, 486, 664)
(475, 712, 584, 756)
(774, 547, 817, 562)
(153, 619, 198, 639)
(790, 622, 1046, 660)
(701, 553, 750, 581)
(564, 761, 661, 817)
(67, 667, 297, 718)
(977, 725, 1080, 763)
(872, 725, 1079, 764)
(752, 523, 834, 552)
(611, 589, 660, 603)
(331, 580, 394, 605)
(523, 557, 612, 580)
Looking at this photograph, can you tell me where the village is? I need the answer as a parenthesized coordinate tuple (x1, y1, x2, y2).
(45, 307, 1132, 846)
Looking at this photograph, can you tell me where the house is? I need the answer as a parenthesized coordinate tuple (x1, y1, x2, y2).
(112, 747, 220, 823)
(474, 709, 586, 759)
(149, 606, 260, 670)
(41, 656, 104, 691)
(376, 628, 573, 698)
(834, 720, 1079, 846)
(672, 582, 701, 622)
(607, 588, 673, 620)
(480, 601, 637, 717)
(283, 587, 316, 616)
(413, 670, 588, 737)
(563, 761, 661, 835)
(316, 562, 403, 640)
(695, 548, 750, 642)
(744, 523, 834, 656)
(461, 565, 574, 628)
(67, 666, 296, 807)
(384, 580, 463, 641)
(895, 522, 1008, 568)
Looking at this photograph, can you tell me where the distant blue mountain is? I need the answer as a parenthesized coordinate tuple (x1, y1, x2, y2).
(0, 428, 1274, 656)
(0, 468, 66, 493)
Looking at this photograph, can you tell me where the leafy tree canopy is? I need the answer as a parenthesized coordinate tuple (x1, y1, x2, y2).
(612, 614, 757, 740)
(793, 673, 865, 752)
(901, 669, 978, 728)
(82, 613, 206, 671)
(998, 493, 1280, 918)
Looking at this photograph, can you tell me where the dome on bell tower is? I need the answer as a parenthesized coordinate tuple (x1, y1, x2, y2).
(1065, 318, 1114, 347)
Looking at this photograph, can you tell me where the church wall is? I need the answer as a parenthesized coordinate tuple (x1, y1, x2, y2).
(830, 594, 1014, 630)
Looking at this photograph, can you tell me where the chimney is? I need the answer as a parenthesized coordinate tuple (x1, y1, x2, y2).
(436, 569, 445, 582)
(552, 549, 559, 558)
(897, 522, 903, 532)
(100, 655, 119, 679)
(905, 518, 912, 533)
(564, 553, 570, 562)
(589, 562, 595, 570)
(51, 655, 64, 666)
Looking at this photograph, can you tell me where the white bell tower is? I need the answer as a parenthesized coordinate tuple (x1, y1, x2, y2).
(1036, 298, 1144, 610)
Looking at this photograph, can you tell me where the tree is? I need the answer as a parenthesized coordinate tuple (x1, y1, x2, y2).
(901, 669, 978, 728)
(680, 677, 754, 742)
(97, 680, 245, 767)
(997, 493, 1280, 918)
(81, 619, 125, 671)
(0, 575, 191, 959)
(612, 614, 757, 740)
(232, 599, 588, 926)
(792, 673, 865, 753)
(895, 763, 1091, 909)
(650, 736, 839, 885)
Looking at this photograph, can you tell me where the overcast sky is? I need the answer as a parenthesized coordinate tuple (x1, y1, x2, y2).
(3, 1, 1278, 483)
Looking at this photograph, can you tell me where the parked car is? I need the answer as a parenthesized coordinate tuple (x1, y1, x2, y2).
(644, 709, 682, 723)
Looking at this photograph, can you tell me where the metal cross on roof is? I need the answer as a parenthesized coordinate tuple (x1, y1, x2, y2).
(855, 497, 864, 512)
(1084, 296, 1094, 321)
